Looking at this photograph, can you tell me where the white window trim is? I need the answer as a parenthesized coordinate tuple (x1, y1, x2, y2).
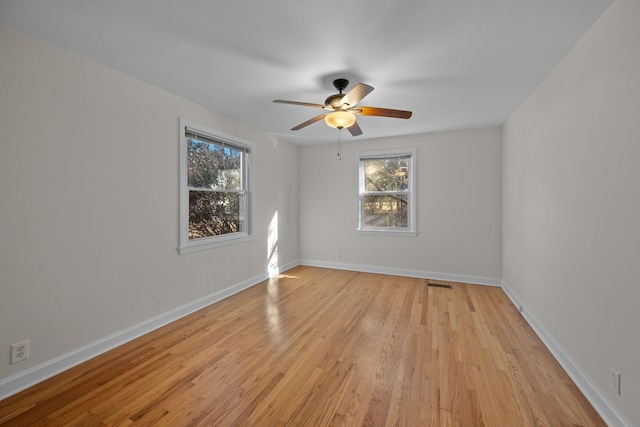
(356, 148, 417, 237)
(178, 118, 254, 254)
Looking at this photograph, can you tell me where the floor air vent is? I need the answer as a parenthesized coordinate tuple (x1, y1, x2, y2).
(426, 281, 452, 289)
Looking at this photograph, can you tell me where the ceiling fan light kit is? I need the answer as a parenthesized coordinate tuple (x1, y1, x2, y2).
(274, 79, 412, 137)
(325, 111, 356, 129)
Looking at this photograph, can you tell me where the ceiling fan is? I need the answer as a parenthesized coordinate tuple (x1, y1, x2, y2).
(273, 78, 412, 136)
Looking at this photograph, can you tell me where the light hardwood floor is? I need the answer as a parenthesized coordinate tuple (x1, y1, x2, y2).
(0, 266, 605, 426)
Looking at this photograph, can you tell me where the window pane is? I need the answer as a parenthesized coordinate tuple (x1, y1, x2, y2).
(363, 194, 408, 228)
(364, 157, 409, 192)
(188, 190, 242, 239)
(187, 138, 242, 190)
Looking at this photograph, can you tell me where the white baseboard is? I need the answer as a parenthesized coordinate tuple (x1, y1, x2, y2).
(298, 259, 502, 287)
(501, 280, 631, 427)
(0, 265, 296, 401)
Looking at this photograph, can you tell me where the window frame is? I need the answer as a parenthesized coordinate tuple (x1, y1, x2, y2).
(356, 148, 417, 237)
(178, 118, 253, 254)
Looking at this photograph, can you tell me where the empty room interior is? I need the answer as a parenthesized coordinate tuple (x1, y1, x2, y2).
(0, 0, 638, 426)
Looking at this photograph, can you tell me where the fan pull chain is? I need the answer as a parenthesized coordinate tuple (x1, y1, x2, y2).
(337, 128, 342, 161)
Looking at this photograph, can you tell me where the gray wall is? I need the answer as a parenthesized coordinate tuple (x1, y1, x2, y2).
(0, 25, 298, 383)
(503, 0, 640, 424)
(298, 128, 503, 283)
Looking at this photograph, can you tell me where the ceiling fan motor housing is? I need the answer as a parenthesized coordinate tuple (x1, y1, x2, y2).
(325, 78, 350, 109)
(325, 93, 345, 109)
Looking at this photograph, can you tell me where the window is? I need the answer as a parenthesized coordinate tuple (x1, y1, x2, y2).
(179, 119, 252, 254)
(357, 149, 416, 236)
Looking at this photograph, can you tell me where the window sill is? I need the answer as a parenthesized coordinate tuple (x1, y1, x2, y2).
(178, 233, 255, 255)
(356, 229, 417, 237)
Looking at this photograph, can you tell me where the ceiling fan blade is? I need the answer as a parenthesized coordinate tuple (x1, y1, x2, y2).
(273, 100, 327, 109)
(291, 114, 327, 131)
(347, 120, 363, 136)
(340, 83, 374, 108)
(356, 106, 413, 119)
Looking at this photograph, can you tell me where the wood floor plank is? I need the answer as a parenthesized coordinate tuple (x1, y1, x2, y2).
(0, 266, 605, 426)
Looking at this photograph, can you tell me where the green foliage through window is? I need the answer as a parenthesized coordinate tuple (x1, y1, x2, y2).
(186, 136, 247, 240)
(359, 152, 414, 232)
(364, 157, 409, 192)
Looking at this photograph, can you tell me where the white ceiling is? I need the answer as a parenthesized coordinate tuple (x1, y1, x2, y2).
(0, 0, 612, 145)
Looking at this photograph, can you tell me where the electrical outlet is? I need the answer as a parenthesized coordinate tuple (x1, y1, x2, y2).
(610, 368, 621, 395)
(10, 340, 30, 364)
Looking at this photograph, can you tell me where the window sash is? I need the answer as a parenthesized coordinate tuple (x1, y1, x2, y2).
(185, 131, 247, 193)
(359, 154, 411, 161)
(361, 190, 408, 195)
(179, 119, 253, 254)
(357, 149, 416, 235)
(187, 187, 247, 194)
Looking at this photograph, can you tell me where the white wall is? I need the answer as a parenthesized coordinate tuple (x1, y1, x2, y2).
(0, 25, 298, 386)
(502, 0, 640, 424)
(298, 128, 503, 283)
